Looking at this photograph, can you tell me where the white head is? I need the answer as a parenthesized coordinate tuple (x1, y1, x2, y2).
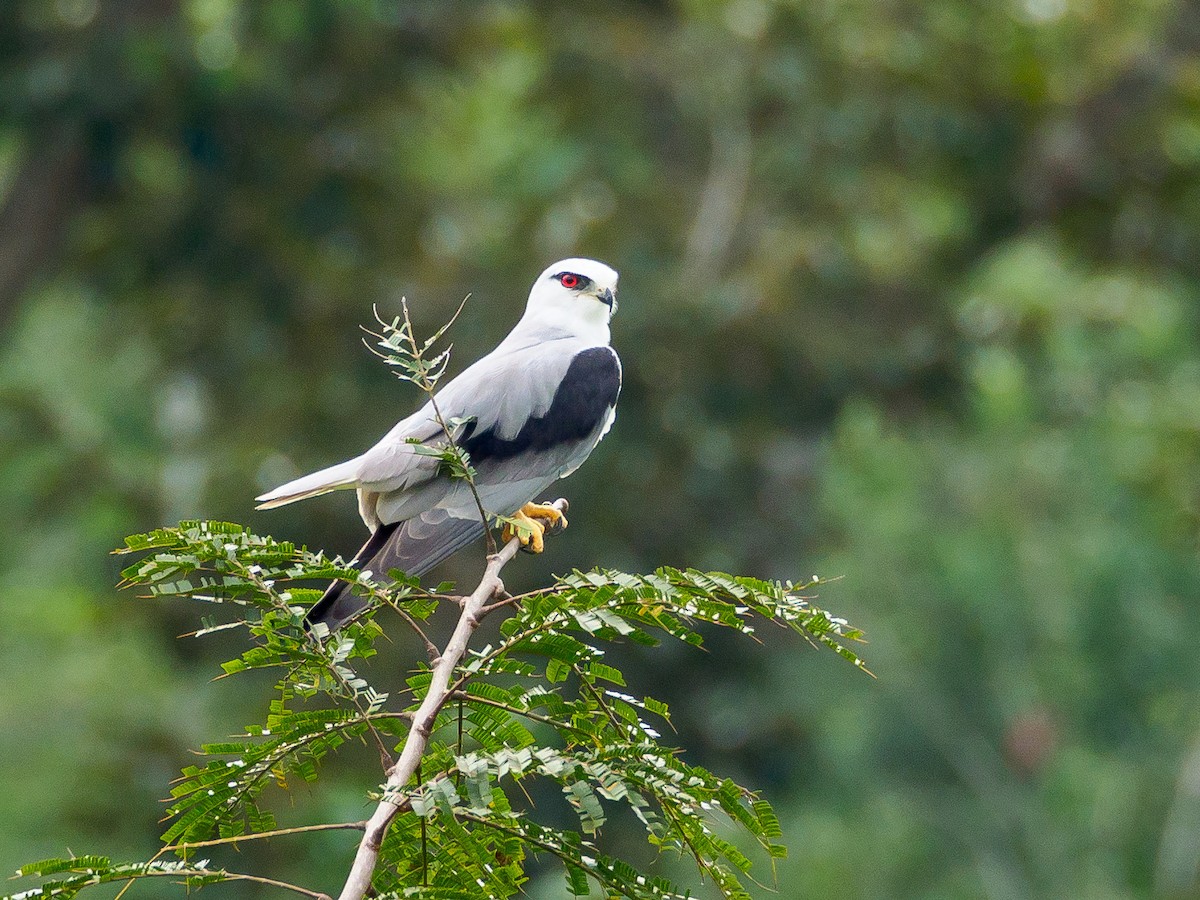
(517, 257, 619, 342)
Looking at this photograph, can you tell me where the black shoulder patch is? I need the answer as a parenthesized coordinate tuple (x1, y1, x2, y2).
(461, 346, 621, 463)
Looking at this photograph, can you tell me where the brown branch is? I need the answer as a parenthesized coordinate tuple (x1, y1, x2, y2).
(113, 822, 370, 900)
(391, 604, 441, 665)
(169, 820, 367, 853)
(98, 864, 332, 900)
(333, 499, 567, 900)
(184, 869, 332, 899)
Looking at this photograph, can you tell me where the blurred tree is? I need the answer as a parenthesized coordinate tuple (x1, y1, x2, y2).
(795, 237, 1200, 897)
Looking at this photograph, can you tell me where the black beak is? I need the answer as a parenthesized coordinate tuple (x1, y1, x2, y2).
(599, 287, 617, 312)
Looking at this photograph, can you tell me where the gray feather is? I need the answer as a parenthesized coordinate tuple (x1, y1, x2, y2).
(305, 513, 489, 630)
(354, 337, 588, 497)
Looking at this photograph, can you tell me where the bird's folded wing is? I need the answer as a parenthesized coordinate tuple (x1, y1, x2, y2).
(355, 339, 586, 491)
(459, 345, 621, 481)
(259, 339, 611, 517)
(368, 344, 618, 527)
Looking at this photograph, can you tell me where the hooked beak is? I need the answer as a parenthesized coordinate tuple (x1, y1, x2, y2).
(598, 287, 617, 314)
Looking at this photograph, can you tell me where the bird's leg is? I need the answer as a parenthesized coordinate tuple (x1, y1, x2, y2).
(500, 501, 569, 553)
(522, 501, 569, 531)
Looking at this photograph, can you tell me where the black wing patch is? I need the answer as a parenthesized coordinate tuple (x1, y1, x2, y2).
(460, 345, 621, 463)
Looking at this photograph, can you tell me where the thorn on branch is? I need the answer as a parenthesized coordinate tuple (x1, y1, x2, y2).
(481, 591, 518, 615)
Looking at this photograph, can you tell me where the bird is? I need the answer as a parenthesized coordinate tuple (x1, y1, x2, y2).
(255, 258, 621, 631)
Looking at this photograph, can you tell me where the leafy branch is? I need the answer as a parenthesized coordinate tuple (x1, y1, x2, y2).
(4, 305, 869, 900)
(10, 857, 332, 900)
(336, 503, 565, 899)
(362, 298, 496, 553)
(5, 509, 866, 899)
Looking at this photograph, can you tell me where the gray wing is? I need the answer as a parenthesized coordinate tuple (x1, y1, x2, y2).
(356, 335, 584, 489)
(256, 336, 584, 515)
(374, 344, 621, 524)
(353, 336, 588, 525)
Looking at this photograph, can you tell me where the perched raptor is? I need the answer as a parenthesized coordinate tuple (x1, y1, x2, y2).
(256, 258, 621, 630)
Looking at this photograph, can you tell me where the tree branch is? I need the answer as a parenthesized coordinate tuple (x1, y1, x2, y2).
(168, 820, 367, 854)
(79, 864, 332, 900)
(333, 499, 567, 900)
(448, 690, 595, 740)
(391, 604, 442, 666)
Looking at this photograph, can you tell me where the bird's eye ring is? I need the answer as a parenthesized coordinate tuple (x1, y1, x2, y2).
(559, 273, 580, 289)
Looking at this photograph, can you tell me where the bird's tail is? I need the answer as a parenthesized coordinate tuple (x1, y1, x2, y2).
(305, 513, 487, 631)
(255, 458, 360, 510)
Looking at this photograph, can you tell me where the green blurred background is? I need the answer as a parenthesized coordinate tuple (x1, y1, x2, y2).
(4, 0, 1200, 897)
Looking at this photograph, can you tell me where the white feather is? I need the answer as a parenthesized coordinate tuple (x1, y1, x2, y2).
(255, 457, 361, 509)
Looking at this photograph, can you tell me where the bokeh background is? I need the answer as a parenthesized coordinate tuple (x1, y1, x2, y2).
(4, 1, 1200, 897)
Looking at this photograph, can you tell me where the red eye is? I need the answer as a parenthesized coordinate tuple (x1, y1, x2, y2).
(559, 273, 580, 289)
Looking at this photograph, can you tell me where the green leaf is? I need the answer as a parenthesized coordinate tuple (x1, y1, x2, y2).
(20, 516, 865, 899)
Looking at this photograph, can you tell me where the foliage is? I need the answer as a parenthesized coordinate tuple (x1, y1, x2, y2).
(4, 298, 865, 899)
(4, 519, 863, 899)
(799, 239, 1200, 897)
(5, 0, 1200, 897)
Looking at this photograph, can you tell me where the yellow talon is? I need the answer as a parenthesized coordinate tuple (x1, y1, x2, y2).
(501, 502, 569, 553)
(522, 501, 568, 531)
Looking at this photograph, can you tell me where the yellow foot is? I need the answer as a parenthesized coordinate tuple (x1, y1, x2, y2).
(501, 501, 569, 553)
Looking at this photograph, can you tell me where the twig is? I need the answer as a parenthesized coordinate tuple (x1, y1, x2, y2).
(240, 564, 395, 765)
(449, 691, 595, 740)
(332, 499, 567, 900)
(479, 593, 522, 615)
(455, 812, 644, 900)
(397, 298, 497, 556)
(372, 297, 496, 556)
(442, 592, 586, 701)
(122, 825, 366, 900)
(392, 605, 441, 666)
(574, 664, 631, 736)
(327, 663, 396, 768)
(219, 872, 333, 899)
(168, 821, 367, 853)
(102, 865, 332, 900)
